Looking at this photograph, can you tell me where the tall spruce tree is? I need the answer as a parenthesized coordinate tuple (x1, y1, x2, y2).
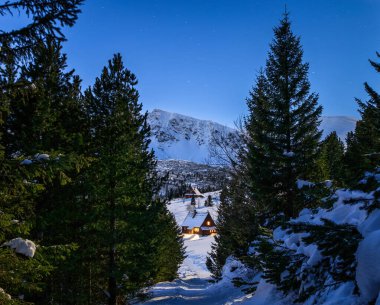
(344, 52, 380, 185)
(208, 14, 322, 279)
(246, 13, 322, 219)
(83, 54, 184, 304)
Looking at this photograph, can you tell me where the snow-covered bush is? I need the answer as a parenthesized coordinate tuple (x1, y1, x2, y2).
(238, 169, 380, 304)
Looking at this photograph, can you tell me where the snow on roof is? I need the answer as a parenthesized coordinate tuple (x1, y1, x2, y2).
(185, 186, 204, 197)
(181, 211, 210, 229)
(193, 187, 203, 196)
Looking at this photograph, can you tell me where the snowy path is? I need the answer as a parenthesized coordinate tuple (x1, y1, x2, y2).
(140, 277, 257, 305)
(136, 193, 260, 305)
(139, 231, 253, 305)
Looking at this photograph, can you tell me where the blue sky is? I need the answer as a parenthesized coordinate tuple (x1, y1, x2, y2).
(6, 1, 380, 126)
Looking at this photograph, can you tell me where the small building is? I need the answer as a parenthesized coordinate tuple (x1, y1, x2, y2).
(184, 186, 204, 199)
(181, 210, 217, 235)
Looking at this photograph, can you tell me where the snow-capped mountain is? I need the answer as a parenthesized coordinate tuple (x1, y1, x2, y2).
(148, 109, 357, 163)
(148, 109, 237, 163)
(320, 116, 357, 140)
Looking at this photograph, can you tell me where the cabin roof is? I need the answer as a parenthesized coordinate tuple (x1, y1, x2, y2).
(181, 211, 212, 229)
(184, 186, 204, 197)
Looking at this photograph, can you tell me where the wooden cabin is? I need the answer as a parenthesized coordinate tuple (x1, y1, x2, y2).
(184, 186, 204, 199)
(181, 210, 217, 235)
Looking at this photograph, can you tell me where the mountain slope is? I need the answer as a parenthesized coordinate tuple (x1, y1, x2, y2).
(320, 116, 357, 140)
(148, 109, 236, 163)
(148, 109, 356, 163)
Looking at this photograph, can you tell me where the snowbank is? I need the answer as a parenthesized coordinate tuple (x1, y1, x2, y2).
(356, 230, 380, 303)
(249, 179, 380, 304)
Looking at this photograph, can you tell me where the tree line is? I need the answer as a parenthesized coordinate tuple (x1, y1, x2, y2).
(0, 1, 184, 304)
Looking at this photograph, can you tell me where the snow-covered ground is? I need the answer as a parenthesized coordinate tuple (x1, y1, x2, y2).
(138, 176, 380, 305)
(168, 193, 219, 280)
(136, 192, 253, 304)
(137, 192, 290, 305)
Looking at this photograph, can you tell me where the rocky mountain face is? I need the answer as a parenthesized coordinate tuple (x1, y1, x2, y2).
(148, 109, 357, 164)
(148, 109, 237, 164)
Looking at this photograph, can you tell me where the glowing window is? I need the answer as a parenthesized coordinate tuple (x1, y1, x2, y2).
(193, 227, 199, 233)
(206, 221, 211, 226)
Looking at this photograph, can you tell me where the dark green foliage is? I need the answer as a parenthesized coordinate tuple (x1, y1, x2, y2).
(317, 131, 345, 185)
(208, 13, 323, 281)
(0, 0, 83, 62)
(154, 207, 186, 282)
(4, 40, 85, 156)
(340, 168, 380, 213)
(0, 2, 182, 304)
(344, 52, 380, 186)
(207, 171, 260, 280)
(296, 180, 334, 211)
(247, 219, 362, 302)
(245, 14, 322, 219)
(79, 54, 184, 304)
(1, 6, 103, 303)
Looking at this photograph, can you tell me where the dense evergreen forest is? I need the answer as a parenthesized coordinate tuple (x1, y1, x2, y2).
(0, 1, 184, 304)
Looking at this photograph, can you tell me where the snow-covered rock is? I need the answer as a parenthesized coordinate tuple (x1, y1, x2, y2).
(3, 237, 36, 258)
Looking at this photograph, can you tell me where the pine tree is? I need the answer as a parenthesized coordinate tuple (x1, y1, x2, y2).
(0, 67, 57, 303)
(0, 2, 88, 303)
(1, 36, 89, 305)
(344, 52, 380, 185)
(207, 166, 259, 279)
(208, 13, 323, 280)
(191, 194, 196, 205)
(4, 40, 85, 156)
(246, 13, 322, 218)
(317, 131, 345, 185)
(82, 54, 184, 304)
(205, 194, 213, 207)
(0, 0, 83, 62)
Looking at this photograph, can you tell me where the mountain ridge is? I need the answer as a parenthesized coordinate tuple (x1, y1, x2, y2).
(148, 109, 357, 163)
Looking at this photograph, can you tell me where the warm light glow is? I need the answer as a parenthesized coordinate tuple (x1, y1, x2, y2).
(193, 227, 199, 233)
(206, 221, 211, 226)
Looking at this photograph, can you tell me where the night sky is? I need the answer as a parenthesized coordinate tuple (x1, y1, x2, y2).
(6, 1, 380, 126)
